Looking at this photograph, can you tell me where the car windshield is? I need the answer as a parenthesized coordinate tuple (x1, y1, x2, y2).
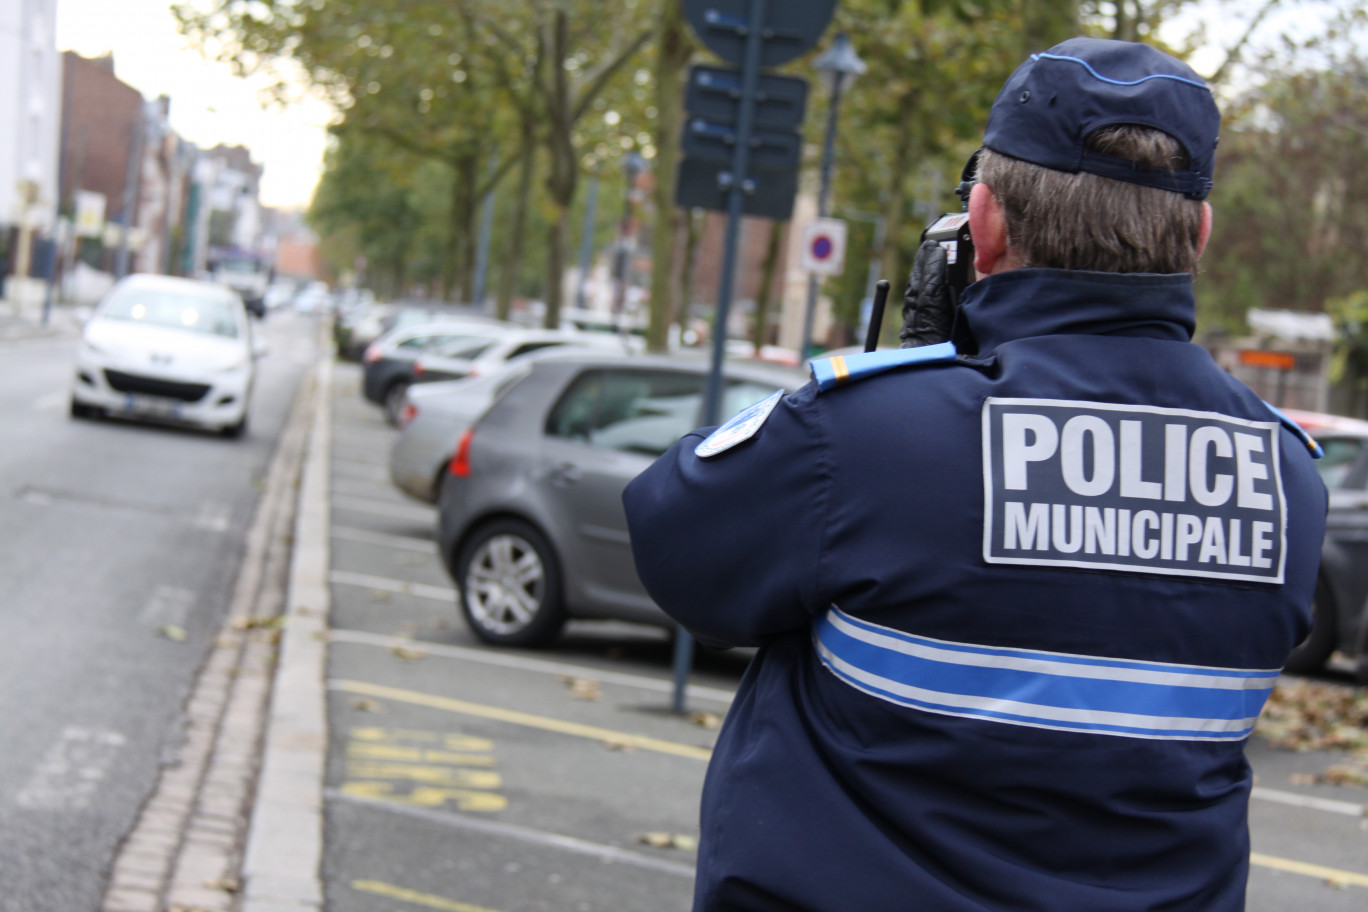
(100, 285, 241, 339)
(1315, 435, 1366, 489)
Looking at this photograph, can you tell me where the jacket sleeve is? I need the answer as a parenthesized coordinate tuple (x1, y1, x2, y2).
(622, 383, 830, 647)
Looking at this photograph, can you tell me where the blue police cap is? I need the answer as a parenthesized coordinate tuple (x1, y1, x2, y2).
(983, 37, 1219, 200)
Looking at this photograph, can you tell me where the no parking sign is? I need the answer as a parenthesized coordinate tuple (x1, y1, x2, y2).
(801, 217, 847, 277)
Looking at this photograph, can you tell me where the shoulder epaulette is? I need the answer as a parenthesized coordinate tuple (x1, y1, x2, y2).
(1262, 401, 1324, 460)
(810, 342, 958, 392)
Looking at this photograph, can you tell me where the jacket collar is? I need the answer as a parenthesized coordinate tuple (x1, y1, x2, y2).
(957, 268, 1197, 356)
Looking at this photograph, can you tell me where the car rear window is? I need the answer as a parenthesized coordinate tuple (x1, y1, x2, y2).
(547, 368, 782, 457)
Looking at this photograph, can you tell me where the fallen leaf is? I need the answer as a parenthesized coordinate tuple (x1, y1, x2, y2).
(391, 645, 426, 662)
(205, 877, 241, 893)
(637, 832, 698, 851)
(232, 615, 284, 631)
(561, 676, 601, 701)
(689, 711, 722, 730)
(351, 698, 383, 713)
(369, 589, 392, 602)
(157, 625, 188, 642)
(1288, 772, 1318, 787)
(602, 739, 637, 752)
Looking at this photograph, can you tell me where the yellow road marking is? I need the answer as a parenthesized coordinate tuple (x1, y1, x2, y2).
(347, 762, 501, 789)
(350, 726, 493, 751)
(348, 742, 496, 766)
(1250, 852, 1368, 888)
(333, 679, 713, 761)
(341, 780, 508, 812)
(352, 879, 504, 912)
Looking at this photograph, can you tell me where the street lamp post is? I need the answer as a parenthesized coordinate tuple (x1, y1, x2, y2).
(798, 32, 865, 361)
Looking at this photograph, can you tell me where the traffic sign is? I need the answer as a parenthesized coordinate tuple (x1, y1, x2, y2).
(685, 66, 809, 130)
(675, 157, 799, 220)
(801, 217, 848, 276)
(682, 117, 801, 169)
(684, 0, 838, 68)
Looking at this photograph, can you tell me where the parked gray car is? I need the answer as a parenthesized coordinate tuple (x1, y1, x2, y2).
(436, 352, 803, 646)
(1281, 409, 1368, 681)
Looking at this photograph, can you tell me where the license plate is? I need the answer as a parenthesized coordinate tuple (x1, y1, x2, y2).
(124, 393, 182, 417)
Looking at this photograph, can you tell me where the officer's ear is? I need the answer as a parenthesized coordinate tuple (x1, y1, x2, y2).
(1196, 202, 1212, 259)
(969, 182, 1018, 276)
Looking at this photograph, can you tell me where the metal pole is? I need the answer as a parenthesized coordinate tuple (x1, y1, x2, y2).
(798, 73, 846, 361)
(677, 0, 770, 716)
(115, 103, 147, 279)
(472, 153, 498, 312)
(575, 174, 599, 311)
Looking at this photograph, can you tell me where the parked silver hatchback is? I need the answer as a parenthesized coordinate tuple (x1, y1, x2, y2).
(436, 352, 802, 646)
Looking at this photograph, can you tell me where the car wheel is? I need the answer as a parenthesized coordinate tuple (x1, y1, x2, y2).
(456, 520, 566, 647)
(383, 382, 409, 426)
(1283, 576, 1336, 675)
(221, 413, 249, 439)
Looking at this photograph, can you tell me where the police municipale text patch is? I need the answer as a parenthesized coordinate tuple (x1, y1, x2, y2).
(981, 397, 1287, 584)
(695, 389, 785, 458)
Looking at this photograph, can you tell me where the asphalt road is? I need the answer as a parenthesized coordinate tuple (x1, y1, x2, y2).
(0, 308, 321, 911)
(319, 360, 1368, 912)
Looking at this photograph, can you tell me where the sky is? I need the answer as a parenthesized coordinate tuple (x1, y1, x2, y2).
(55, 0, 334, 210)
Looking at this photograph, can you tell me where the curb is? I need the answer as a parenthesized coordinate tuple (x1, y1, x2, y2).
(241, 354, 334, 911)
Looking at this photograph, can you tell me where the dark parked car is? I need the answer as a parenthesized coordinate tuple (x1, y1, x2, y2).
(436, 352, 802, 646)
(1282, 408, 1368, 682)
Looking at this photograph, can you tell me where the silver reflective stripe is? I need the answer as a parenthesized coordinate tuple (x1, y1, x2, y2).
(813, 607, 1278, 742)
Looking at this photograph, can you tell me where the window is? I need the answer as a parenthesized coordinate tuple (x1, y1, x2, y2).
(100, 286, 241, 339)
(1316, 436, 1367, 490)
(508, 341, 566, 360)
(547, 369, 783, 457)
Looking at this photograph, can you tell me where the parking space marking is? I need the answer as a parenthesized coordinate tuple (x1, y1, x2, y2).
(331, 525, 436, 552)
(332, 458, 390, 481)
(1250, 852, 1368, 888)
(329, 629, 736, 706)
(331, 679, 713, 761)
(341, 726, 507, 813)
(329, 570, 455, 601)
(334, 791, 696, 878)
(351, 880, 504, 912)
(1252, 786, 1366, 818)
(332, 495, 436, 522)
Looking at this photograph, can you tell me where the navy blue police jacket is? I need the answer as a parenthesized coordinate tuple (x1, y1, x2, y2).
(622, 268, 1328, 912)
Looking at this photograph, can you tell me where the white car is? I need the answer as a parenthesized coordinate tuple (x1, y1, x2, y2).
(70, 274, 265, 437)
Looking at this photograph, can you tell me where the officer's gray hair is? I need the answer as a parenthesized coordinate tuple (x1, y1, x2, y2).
(977, 126, 1205, 275)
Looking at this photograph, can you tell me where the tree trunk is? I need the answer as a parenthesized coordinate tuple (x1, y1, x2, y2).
(678, 207, 702, 333)
(879, 90, 919, 285)
(646, 0, 691, 352)
(751, 220, 785, 353)
(545, 204, 569, 329)
(496, 120, 537, 321)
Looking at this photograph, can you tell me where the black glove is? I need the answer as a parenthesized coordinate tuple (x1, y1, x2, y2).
(899, 240, 955, 348)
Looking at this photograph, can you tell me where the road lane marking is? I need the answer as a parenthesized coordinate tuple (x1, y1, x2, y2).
(331, 525, 436, 551)
(1250, 852, 1368, 888)
(137, 585, 196, 628)
(352, 879, 504, 912)
(16, 727, 127, 811)
(329, 628, 737, 706)
(328, 570, 455, 601)
(1252, 786, 1366, 818)
(194, 501, 233, 532)
(32, 391, 65, 411)
(330, 679, 713, 761)
(334, 792, 695, 878)
(332, 494, 436, 521)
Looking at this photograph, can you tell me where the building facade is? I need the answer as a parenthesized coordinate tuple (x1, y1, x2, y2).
(0, 0, 61, 282)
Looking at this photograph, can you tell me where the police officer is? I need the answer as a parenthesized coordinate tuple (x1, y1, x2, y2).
(623, 37, 1327, 912)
